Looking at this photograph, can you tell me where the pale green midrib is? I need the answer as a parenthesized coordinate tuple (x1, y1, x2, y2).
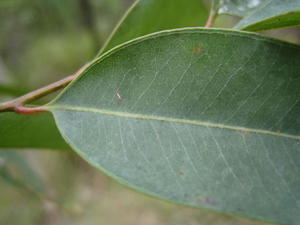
(46, 105, 300, 140)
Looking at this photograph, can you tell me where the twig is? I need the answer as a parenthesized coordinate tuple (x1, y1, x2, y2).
(0, 64, 88, 114)
(205, 0, 218, 28)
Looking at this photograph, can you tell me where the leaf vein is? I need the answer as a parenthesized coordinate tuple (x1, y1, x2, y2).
(48, 105, 300, 140)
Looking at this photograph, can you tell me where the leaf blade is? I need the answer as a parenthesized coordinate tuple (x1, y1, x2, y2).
(0, 112, 70, 150)
(218, 0, 300, 31)
(50, 28, 300, 224)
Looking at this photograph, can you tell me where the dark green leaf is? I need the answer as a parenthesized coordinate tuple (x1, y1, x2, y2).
(99, 0, 208, 54)
(0, 85, 28, 97)
(218, 0, 300, 31)
(0, 112, 70, 150)
(48, 28, 300, 224)
(0, 83, 69, 151)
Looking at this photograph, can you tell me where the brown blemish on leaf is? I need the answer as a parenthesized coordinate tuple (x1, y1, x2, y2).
(193, 46, 204, 54)
(178, 170, 184, 175)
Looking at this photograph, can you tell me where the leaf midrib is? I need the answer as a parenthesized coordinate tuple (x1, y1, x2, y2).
(47, 105, 300, 140)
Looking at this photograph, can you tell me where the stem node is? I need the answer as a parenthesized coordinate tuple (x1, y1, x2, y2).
(0, 64, 89, 115)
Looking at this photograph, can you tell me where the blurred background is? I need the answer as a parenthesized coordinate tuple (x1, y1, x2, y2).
(0, 1, 299, 225)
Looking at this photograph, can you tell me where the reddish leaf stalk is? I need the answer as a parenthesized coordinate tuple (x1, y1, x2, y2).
(15, 106, 47, 115)
(205, 0, 218, 28)
(0, 64, 88, 115)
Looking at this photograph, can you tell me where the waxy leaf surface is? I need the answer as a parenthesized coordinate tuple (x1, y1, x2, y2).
(49, 29, 300, 224)
(0, 112, 69, 150)
(218, 0, 300, 31)
(0, 84, 69, 150)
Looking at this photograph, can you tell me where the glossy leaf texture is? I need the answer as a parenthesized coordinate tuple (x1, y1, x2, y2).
(0, 112, 70, 150)
(99, 0, 208, 54)
(48, 29, 300, 224)
(217, 0, 260, 17)
(218, 0, 300, 31)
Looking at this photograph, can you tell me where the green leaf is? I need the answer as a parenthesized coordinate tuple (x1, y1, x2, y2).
(0, 85, 69, 151)
(0, 85, 28, 97)
(99, 0, 208, 54)
(218, 0, 300, 31)
(217, 0, 264, 17)
(0, 112, 70, 150)
(0, 56, 69, 151)
(48, 28, 300, 224)
(0, 52, 69, 151)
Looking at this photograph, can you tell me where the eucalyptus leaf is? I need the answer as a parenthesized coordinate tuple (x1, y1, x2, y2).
(0, 112, 69, 150)
(0, 57, 69, 151)
(99, 0, 208, 54)
(218, 0, 300, 31)
(217, 0, 261, 17)
(0, 85, 69, 151)
(48, 28, 300, 224)
(0, 85, 28, 97)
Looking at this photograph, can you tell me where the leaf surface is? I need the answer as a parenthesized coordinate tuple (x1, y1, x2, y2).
(218, 0, 300, 31)
(0, 112, 69, 150)
(0, 78, 69, 150)
(99, 0, 208, 54)
(49, 28, 300, 224)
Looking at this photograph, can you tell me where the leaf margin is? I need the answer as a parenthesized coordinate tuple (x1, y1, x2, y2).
(45, 27, 300, 224)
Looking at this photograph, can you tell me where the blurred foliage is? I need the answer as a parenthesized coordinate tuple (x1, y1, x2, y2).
(0, 150, 44, 194)
(0, 1, 300, 225)
(0, 0, 132, 89)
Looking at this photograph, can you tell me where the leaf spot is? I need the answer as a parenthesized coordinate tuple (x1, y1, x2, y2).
(197, 196, 218, 206)
(193, 45, 204, 54)
(178, 169, 184, 175)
